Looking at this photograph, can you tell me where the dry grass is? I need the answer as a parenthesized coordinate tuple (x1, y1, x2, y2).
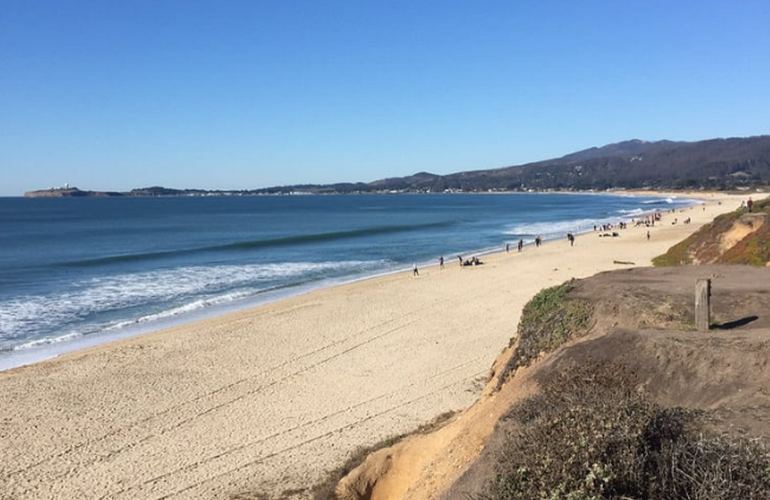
(479, 365, 770, 500)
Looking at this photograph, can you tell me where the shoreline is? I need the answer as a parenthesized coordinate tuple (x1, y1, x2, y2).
(0, 190, 748, 499)
(13, 186, 766, 199)
(0, 191, 699, 372)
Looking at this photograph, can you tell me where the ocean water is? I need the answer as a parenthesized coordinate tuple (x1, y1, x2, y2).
(0, 193, 692, 367)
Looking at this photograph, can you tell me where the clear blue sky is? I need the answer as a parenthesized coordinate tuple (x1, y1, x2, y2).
(2, 1, 769, 195)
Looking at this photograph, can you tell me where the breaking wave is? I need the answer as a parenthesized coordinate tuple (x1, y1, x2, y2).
(0, 260, 387, 351)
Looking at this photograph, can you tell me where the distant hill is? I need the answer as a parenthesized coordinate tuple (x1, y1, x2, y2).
(24, 187, 123, 198)
(255, 135, 770, 193)
(24, 135, 770, 197)
(24, 186, 213, 198)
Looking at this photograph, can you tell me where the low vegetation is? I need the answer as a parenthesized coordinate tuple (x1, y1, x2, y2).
(651, 235, 696, 266)
(243, 136, 770, 193)
(653, 196, 770, 266)
(481, 365, 770, 500)
(720, 221, 770, 266)
(497, 282, 592, 387)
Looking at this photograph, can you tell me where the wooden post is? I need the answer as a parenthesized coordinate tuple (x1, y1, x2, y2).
(695, 279, 711, 331)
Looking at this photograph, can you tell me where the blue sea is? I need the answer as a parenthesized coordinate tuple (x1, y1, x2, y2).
(0, 193, 692, 368)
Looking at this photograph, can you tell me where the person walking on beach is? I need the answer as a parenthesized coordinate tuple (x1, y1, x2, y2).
(647, 230, 650, 241)
(567, 233, 575, 247)
(748, 197, 754, 213)
(535, 236, 542, 247)
(506, 243, 510, 253)
(439, 256, 444, 269)
(518, 239, 524, 252)
(413, 263, 419, 276)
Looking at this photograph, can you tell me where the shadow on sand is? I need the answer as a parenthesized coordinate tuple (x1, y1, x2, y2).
(712, 315, 759, 330)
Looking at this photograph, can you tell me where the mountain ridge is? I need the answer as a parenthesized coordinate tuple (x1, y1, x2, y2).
(23, 134, 770, 197)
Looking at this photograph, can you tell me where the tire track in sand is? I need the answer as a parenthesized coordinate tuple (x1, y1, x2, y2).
(3, 315, 406, 479)
(10, 313, 448, 497)
(109, 369, 487, 500)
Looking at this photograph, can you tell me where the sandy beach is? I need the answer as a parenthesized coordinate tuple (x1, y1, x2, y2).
(0, 192, 753, 499)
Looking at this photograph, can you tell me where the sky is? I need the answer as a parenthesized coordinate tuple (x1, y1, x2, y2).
(1, 1, 769, 195)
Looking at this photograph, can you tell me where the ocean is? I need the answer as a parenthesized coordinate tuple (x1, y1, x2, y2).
(0, 193, 693, 368)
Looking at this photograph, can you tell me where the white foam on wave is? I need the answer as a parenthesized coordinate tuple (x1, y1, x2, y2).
(504, 218, 601, 236)
(505, 196, 698, 238)
(13, 332, 83, 351)
(617, 208, 646, 216)
(103, 288, 260, 331)
(641, 197, 689, 205)
(0, 260, 386, 351)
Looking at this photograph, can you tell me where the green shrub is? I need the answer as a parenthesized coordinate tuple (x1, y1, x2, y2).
(651, 237, 695, 266)
(497, 282, 591, 387)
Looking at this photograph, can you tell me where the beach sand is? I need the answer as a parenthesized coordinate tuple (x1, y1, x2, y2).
(0, 192, 753, 499)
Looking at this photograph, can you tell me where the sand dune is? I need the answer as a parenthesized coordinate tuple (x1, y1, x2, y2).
(0, 192, 753, 499)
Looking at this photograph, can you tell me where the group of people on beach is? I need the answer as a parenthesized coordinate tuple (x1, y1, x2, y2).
(429, 231, 557, 276)
(630, 212, 662, 228)
(595, 212, 667, 238)
(457, 255, 484, 267)
(422, 254, 485, 276)
(418, 203, 714, 278)
(670, 217, 691, 225)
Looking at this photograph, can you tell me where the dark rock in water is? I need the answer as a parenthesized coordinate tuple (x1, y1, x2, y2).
(24, 187, 123, 198)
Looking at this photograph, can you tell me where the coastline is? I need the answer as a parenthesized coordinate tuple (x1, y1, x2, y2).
(0, 191, 750, 499)
(0, 190, 700, 372)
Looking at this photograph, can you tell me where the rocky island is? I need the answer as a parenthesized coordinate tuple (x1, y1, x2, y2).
(24, 186, 123, 198)
(24, 186, 209, 198)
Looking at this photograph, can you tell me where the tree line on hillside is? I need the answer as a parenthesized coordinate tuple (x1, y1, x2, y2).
(25, 135, 770, 196)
